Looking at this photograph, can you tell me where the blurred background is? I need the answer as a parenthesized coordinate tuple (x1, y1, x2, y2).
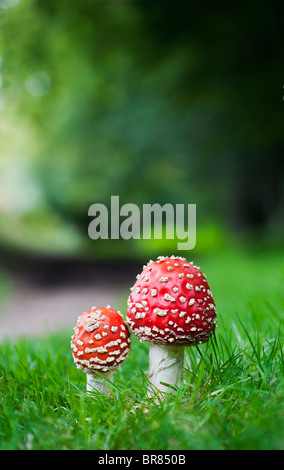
(0, 0, 283, 340)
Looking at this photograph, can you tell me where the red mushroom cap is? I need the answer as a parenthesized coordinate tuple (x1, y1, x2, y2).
(126, 256, 217, 346)
(71, 306, 131, 373)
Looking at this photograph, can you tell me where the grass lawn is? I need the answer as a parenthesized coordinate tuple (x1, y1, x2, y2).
(0, 248, 283, 450)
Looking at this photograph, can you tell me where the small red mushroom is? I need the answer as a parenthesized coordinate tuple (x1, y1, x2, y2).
(126, 256, 217, 395)
(71, 306, 131, 394)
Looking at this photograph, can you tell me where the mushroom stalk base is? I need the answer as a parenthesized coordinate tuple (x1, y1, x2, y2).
(86, 370, 114, 395)
(148, 344, 184, 396)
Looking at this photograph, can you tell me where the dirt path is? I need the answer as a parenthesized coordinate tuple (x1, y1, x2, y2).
(0, 255, 141, 342)
(0, 278, 130, 342)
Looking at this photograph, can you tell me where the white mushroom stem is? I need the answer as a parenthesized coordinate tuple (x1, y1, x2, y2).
(148, 343, 184, 396)
(86, 370, 114, 395)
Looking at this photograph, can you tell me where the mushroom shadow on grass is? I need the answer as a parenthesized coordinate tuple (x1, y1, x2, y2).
(126, 256, 217, 398)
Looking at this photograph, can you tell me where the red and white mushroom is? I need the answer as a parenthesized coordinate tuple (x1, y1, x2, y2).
(126, 256, 217, 396)
(71, 306, 131, 394)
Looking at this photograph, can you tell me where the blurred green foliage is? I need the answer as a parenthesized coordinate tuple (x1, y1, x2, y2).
(0, 0, 283, 259)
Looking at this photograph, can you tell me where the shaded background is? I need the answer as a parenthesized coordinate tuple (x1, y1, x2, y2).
(0, 0, 283, 339)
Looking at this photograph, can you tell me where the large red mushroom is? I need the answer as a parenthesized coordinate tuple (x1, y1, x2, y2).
(71, 306, 131, 394)
(126, 256, 217, 395)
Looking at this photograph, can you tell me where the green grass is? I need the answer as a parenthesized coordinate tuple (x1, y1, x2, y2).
(0, 248, 283, 450)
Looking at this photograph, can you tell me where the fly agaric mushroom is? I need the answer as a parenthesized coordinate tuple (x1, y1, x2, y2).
(126, 256, 217, 395)
(71, 306, 131, 394)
